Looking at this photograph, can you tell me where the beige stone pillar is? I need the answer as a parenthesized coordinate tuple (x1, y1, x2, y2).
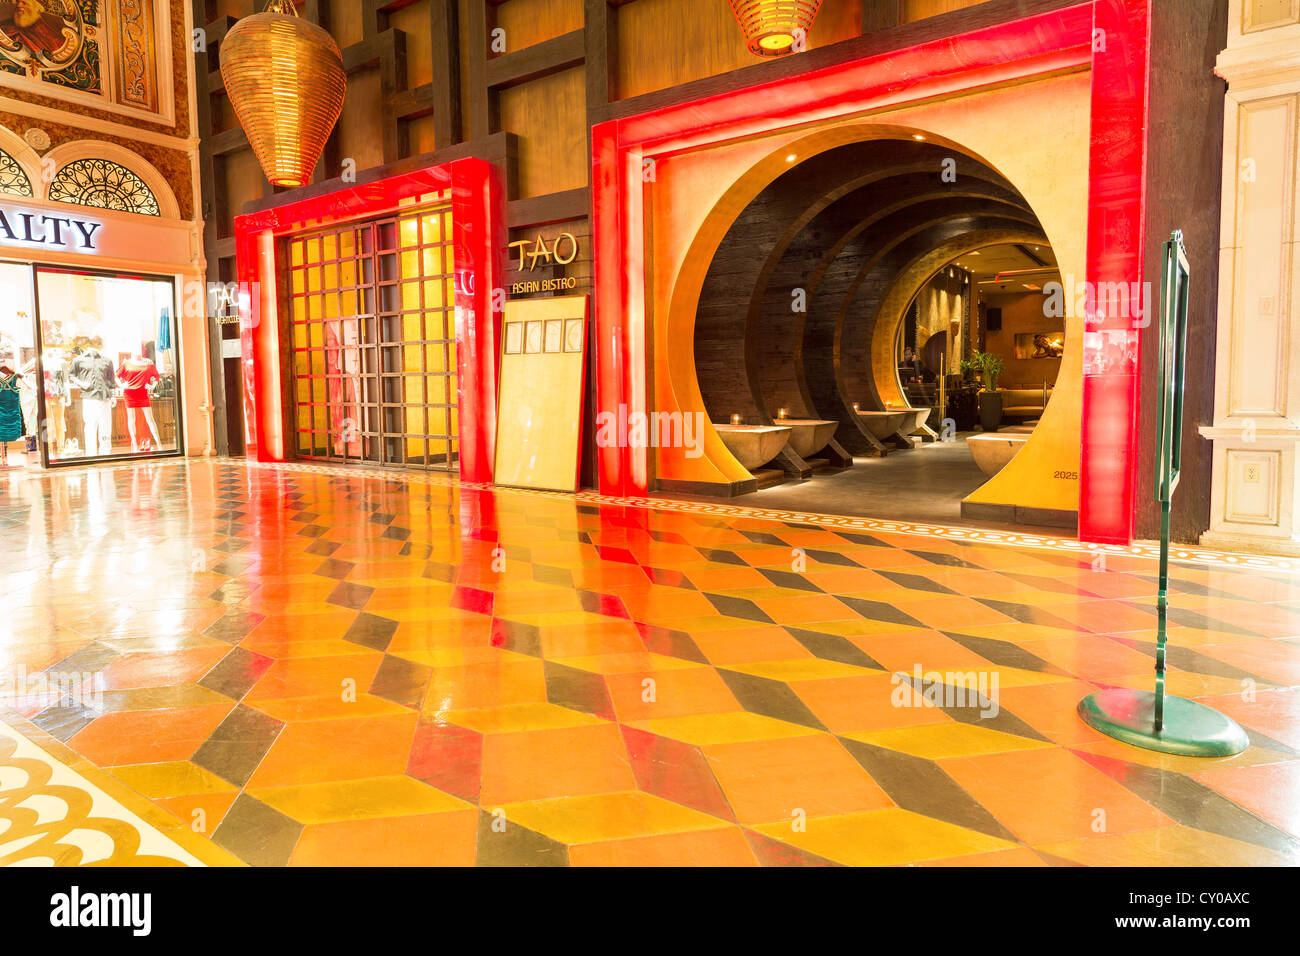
(1200, 2, 1300, 555)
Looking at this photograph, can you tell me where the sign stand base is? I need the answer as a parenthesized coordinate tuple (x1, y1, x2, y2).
(1078, 688, 1249, 758)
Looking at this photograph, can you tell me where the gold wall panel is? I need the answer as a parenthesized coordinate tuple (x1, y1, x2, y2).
(616, 0, 861, 101)
(902, 0, 985, 22)
(496, 0, 584, 51)
(499, 67, 588, 197)
(495, 295, 589, 492)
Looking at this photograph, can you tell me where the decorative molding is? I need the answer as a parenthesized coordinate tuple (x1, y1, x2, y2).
(0, 121, 40, 183)
(42, 139, 181, 217)
(0, 94, 196, 149)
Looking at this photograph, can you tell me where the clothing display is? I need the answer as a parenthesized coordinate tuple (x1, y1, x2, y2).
(0, 373, 23, 442)
(17, 359, 36, 437)
(157, 307, 172, 352)
(118, 361, 161, 409)
(81, 397, 113, 457)
(42, 354, 69, 456)
(69, 349, 117, 401)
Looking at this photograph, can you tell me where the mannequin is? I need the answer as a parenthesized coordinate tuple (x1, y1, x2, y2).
(117, 346, 162, 452)
(69, 336, 117, 457)
(0, 359, 23, 468)
(42, 349, 69, 456)
(18, 355, 36, 452)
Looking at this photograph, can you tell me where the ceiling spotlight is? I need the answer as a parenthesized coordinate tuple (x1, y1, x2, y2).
(786, 154, 797, 163)
(912, 134, 926, 141)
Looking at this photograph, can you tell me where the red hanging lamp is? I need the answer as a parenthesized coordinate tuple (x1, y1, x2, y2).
(220, 0, 346, 188)
(727, 0, 824, 57)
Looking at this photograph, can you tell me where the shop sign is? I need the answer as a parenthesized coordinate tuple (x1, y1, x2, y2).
(509, 232, 580, 296)
(0, 202, 102, 251)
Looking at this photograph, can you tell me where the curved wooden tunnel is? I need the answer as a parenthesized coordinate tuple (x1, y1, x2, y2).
(692, 138, 1049, 457)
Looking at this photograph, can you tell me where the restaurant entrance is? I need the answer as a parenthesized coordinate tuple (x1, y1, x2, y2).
(285, 202, 459, 472)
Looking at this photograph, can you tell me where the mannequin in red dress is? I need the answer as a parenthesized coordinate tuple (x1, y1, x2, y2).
(117, 348, 162, 452)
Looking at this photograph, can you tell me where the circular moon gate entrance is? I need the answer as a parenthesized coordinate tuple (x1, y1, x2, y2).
(692, 134, 1050, 463)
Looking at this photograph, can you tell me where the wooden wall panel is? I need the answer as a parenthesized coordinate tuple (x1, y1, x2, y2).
(495, 0, 585, 51)
(332, 1, 367, 46)
(406, 112, 441, 154)
(218, 148, 264, 237)
(1134, 0, 1229, 542)
(902, 0, 984, 21)
(391, 3, 435, 87)
(336, 69, 387, 175)
(616, 0, 862, 100)
(499, 66, 588, 196)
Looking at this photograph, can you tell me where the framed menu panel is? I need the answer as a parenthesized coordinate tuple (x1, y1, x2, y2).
(494, 295, 589, 491)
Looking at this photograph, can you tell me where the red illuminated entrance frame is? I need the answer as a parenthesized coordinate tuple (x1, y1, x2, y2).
(233, 157, 505, 483)
(592, 0, 1150, 544)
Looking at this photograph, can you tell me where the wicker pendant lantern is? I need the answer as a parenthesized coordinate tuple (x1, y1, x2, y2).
(727, 0, 824, 57)
(220, 0, 346, 188)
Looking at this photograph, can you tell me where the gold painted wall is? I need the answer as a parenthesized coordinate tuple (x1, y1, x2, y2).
(616, 0, 862, 100)
(902, 0, 985, 22)
(496, 0, 584, 50)
(336, 70, 387, 176)
(499, 66, 588, 197)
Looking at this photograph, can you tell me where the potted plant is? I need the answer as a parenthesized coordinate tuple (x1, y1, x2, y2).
(971, 351, 1004, 432)
(959, 358, 976, 384)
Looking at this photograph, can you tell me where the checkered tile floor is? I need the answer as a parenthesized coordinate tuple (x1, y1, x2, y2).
(2, 459, 1298, 866)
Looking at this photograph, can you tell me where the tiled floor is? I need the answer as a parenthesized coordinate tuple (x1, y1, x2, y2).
(2, 458, 1299, 866)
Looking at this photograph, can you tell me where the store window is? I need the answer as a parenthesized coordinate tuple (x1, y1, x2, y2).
(36, 268, 180, 463)
(0, 262, 37, 469)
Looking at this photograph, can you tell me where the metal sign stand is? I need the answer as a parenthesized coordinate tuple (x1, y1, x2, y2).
(1076, 231, 1249, 757)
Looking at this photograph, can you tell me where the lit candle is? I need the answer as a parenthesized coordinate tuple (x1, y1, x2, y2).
(852, 402, 860, 413)
(730, 413, 741, 425)
(777, 408, 788, 420)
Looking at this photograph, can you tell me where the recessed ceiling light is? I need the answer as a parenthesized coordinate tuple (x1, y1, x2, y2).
(786, 154, 797, 163)
(912, 134, 926, 141)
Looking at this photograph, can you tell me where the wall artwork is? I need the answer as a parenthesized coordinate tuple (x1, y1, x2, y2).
(0, 1, 165, 119)
(1014, 331, 1065, 360)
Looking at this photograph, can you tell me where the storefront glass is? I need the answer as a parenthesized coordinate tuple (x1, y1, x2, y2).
(35, 268, 181, 463)
(0, 261, 37, 468)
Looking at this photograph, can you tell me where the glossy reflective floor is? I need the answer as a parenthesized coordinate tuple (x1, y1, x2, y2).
(3, 460, 1300, 866)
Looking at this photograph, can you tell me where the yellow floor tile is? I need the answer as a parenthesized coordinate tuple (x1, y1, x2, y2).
(843, 722, 1053, 759)
(753, 808, 1016, 865)
(501, 791, 725, 845)
(627, 712, 820, 746)
(251, 775, 471, 824)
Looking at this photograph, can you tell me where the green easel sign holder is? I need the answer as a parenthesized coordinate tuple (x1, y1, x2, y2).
(1077, 231, 1250, 757)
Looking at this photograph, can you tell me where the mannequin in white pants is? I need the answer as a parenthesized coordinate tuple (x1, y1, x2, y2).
(81, 397, 114, 457)
(69, 340, 119, 458)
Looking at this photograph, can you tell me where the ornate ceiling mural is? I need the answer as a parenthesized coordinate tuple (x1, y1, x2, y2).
(0, 0, 167, 121)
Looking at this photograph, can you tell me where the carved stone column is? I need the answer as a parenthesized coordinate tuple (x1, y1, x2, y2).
(1200, 1, 1300, 555)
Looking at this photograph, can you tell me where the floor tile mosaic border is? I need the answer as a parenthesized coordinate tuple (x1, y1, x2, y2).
(0, 709, 239, 867)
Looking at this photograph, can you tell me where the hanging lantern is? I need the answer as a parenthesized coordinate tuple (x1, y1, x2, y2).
(727, 0, 824, 57)
(220, 0, 346, 188)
